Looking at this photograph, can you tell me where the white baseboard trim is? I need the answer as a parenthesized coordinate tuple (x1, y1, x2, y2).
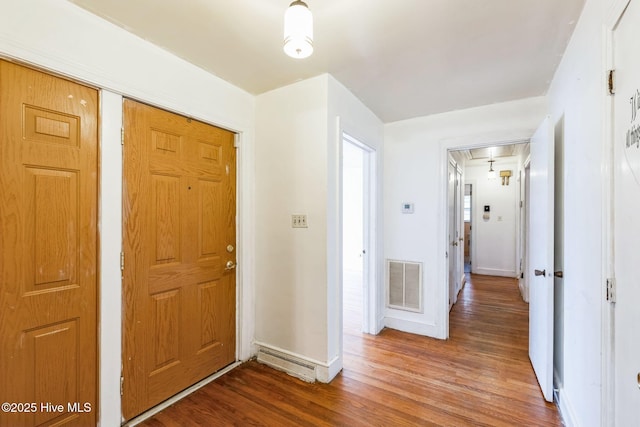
(473, 267, 517, 278)
(555, 387, 578, 427)
(375, 316, 385, 335)
(254, 342, 342, 383)
(384, 317, 442, 339)
(125, 361, 242, 426)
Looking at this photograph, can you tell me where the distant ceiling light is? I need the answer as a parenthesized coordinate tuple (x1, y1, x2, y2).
(488, 159, 496, 180)
(284, 0, 313, 59)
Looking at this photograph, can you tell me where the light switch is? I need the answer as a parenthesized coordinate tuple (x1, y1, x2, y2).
(292, 214, 308, 228)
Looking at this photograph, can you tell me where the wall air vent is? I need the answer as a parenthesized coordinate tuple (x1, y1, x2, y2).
(387, 260, 422, 313)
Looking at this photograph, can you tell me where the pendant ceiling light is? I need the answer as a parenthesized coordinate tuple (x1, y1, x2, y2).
(488, 159, 497, 180)
(284, 0, 313, 59)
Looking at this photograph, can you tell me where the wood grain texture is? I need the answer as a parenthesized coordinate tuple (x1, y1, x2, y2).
(122, 100, 236, 420)
(139, 274, 561, 426)
(0, 60, 98, 426)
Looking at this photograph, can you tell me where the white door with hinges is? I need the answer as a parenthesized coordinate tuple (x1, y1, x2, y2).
(612, 0, 640, 424)
(528, 115, 555, 402)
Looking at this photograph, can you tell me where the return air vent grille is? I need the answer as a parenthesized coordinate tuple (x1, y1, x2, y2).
(387, 260, 422, 313)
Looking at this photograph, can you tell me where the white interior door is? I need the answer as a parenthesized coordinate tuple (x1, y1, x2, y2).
(448, 161, 456, 309)
(613, 1, 640, 423)
(528, 116, 554, 402)
(456, 168, 464, 294)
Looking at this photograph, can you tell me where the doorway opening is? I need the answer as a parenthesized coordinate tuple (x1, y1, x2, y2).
(464, 183, 472, 274)
(446, 142, 530, 316)
(341, 133, 376, 337)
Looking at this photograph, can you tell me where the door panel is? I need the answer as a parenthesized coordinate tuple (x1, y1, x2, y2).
(613, 0, 640, 423)
(122, 100, 236, 420)
(448, 161, 456, 309)
(0, 60, 98, 426)
(528, 116, 554, 402)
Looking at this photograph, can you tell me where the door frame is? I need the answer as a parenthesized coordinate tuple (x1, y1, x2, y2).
(446, 158, 463, 308)
(440, 135, 530, 338)
(465, 180, 476, 272)
(0, 43, 255, 427)
(105, 96, 249, 423)
(602, 0, 632, 423)
(341, 132, 377, 335)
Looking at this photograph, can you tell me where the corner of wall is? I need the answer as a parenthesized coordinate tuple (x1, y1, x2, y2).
(254, 342, 342, 384)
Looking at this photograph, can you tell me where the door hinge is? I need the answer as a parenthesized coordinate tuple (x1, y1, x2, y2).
(121, 128, 125, 145)
(120, 252, 125, 271)
(120, 376, 124, 396)
(606, 278, 616, 303)
(608, 70, 615, 95)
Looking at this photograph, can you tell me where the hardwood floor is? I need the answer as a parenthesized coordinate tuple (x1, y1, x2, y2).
(137, 274, 561, 426)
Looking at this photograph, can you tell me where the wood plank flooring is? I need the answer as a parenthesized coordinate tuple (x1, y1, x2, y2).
(137, 274, 561, 426)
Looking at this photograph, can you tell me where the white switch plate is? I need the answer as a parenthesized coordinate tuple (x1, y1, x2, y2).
(292, 214, 308, 228)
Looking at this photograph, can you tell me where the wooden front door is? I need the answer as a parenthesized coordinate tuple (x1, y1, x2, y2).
(122, 100, 236, 420)
(0, 60, 98, 426)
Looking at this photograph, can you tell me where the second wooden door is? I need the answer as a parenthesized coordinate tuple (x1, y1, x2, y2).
(122, 100, 236, 420)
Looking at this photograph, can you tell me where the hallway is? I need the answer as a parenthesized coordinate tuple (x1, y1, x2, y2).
(139, 274, 560, 426)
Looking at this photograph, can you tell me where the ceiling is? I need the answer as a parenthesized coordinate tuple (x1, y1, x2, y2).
(465, 144, 528, 160)
(68, 0, 586, 123)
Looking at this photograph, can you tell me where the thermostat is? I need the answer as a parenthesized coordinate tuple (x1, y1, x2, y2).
(402, 202, 414, 214)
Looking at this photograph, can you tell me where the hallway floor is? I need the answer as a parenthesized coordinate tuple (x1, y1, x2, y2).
(137, 274, 561, 426)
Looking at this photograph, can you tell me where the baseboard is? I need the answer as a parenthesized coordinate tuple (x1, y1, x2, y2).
(125, 361, 242, 426)
(555, 386, 578, 427)
(473, 267, 517, 277)
(384, 317, 441, 338)
(254, 342, 342, 383)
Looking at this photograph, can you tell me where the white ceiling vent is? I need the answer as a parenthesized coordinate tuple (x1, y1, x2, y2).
(387, 260, 422, 313)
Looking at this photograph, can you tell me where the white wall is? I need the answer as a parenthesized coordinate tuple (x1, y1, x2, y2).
(0, 1, 255, 425)
(254, 75, 330, 364)
(384, 97, 546, 338)
(327, 75, 385, 358)
(546, 0, 607, 424)
(254, 74, 383, 381)
(465, 158, 519, 277)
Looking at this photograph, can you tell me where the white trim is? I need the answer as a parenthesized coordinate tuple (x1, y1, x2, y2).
(254, 342, 342, 383)
(606, 0, 631, 29)
(383, 317, 439, 336)
(316, 356, 342, 383)
(99, 90, 123, 427)
(439, 135, 533, 338)
(473, 268, 518, 277)
(336, 117, 381, 378)
(601, 1, 630, 424)
(556, 387, 579, 427)
(466, 178, 477, 275)
(342, 132, 377, 334)
(124, 362, 242, 427)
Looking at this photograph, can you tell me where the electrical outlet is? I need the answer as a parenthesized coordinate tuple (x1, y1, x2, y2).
(292, 214, 308, 228)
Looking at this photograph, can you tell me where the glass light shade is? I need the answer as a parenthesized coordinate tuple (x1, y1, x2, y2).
(488, 159, 496, 179)
(284, 1, 313, 59)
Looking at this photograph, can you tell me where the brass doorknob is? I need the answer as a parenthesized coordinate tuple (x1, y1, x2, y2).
(225, 261, 236, 270)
